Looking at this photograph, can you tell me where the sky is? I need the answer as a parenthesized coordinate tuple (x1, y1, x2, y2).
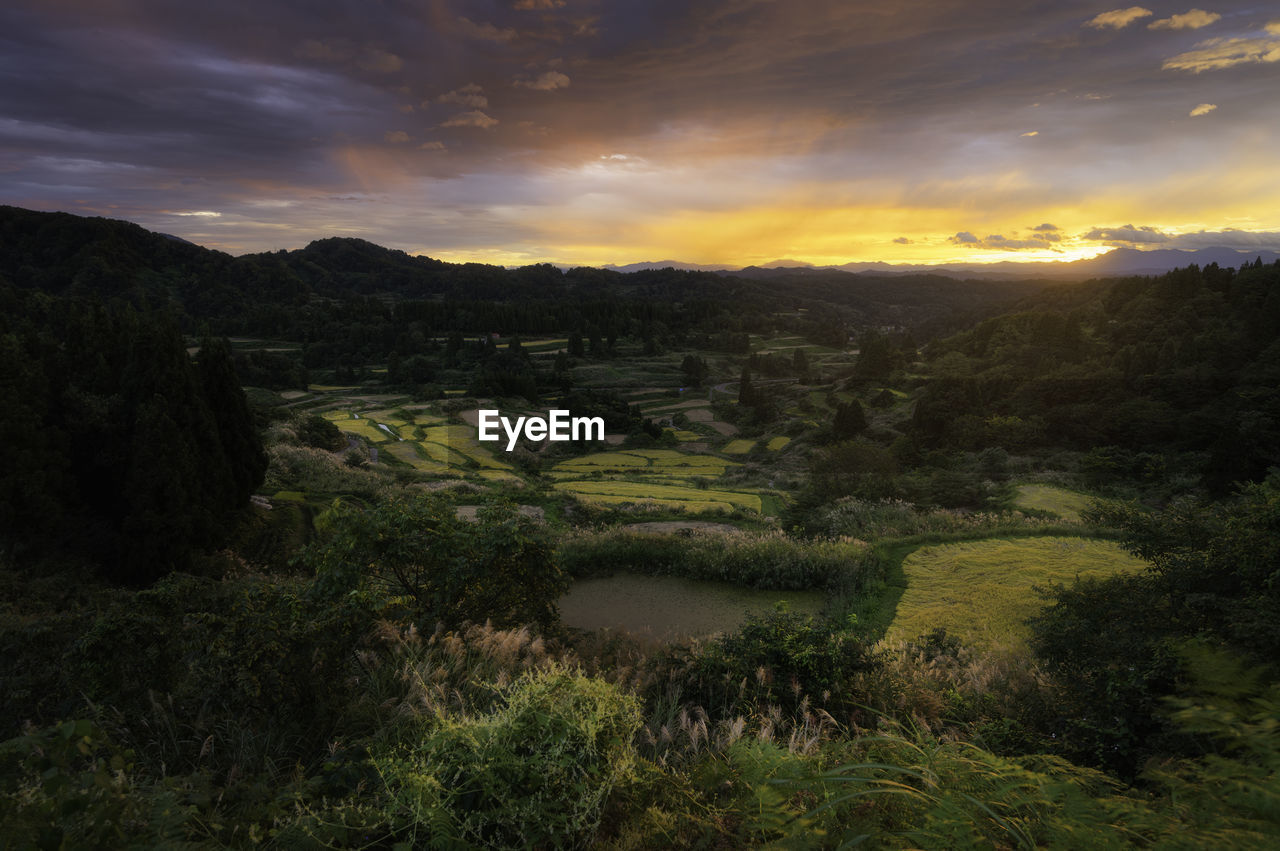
(2, 1, 1279, 267)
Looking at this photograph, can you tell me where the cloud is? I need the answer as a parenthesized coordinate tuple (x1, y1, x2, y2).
(1020, 130, 1039, 137)
(1086, 226, 1280, 250)
(295, 38, 350, 62)
(442, 110, 499, 129)
(1083, 224, 1170, 245)
(437, 84, 488, 108)
(458, 17, 517, 43)
(174, 210, 221, 217)
(950, 228, 1062, 250)
(1086, 7, 1153, 29)
(295, 40, 401, 73)
(1148, 9, 1220, 30)
(1165, 229, 1280, 249)
(514, 71, 571, 90)
(893, 237, 912, 244)
(514, 0, 565, 9)
(1163, 29, 1280, 72)
(1189, 103, 1217, 116)
(384, 130, 410, 143)
(419, 141, 446, 151)
(357, 48, 403, 73)
(1031, 223, 1059, 232)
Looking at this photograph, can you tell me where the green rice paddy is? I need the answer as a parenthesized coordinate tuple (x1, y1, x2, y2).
(885, 537, 1147, 650)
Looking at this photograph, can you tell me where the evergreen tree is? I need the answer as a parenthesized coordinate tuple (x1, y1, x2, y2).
(833, 399, 868, 438)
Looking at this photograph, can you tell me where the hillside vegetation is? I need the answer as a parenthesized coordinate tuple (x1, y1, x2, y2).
(2, 208, 1278, 847)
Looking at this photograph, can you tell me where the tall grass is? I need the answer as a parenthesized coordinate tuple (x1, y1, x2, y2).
(557, 528, 875, 592)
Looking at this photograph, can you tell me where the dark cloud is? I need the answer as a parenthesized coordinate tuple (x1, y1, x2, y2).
(514, 71, 571, 90)
(1, 1, 1277, 260)
(1084, 224, 1171, 245)
(950, 228, 1063, 250)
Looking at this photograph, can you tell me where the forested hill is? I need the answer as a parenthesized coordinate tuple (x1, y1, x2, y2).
(912, 258, 1280, 491)
(0, 205, 1044, 336)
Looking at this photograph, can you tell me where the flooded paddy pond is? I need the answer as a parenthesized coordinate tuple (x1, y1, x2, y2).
(558, 573, 826, 640)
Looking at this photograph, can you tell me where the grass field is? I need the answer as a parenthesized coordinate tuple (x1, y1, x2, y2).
(323, 409, 514, 474)
(1013, 484, 1096, 522)
(554, 449, 737, 476)
(885, 537, 1147, 650)
(382, 441, 451, 473)
(554, 480, 759, 513)
(551, 448, 763, 513)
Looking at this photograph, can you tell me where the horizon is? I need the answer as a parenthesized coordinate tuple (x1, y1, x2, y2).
(3, 2, 1280, 266)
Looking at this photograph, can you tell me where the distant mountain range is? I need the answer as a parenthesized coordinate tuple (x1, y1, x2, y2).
(603, 247, 1280, 279)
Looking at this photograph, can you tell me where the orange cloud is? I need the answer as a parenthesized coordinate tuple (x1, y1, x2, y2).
(1086, 7, 1153, 29)
(1148, 10, 1220, 30)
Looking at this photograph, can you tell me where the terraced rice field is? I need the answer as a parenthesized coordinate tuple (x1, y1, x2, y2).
(551, 449, 762, 514)
(766, 436, 791, 451)
(722, 439, 756, 454)
(324, 410, 513, 475)
(885, 537, 1147, 650)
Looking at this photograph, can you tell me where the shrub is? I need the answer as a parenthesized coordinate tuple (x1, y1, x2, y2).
(557, 528, 872, 592)
(374, 667, 641, 848)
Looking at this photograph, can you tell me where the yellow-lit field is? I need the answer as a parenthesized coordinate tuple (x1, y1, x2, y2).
(885, 537, 1147, 650)
(766, 436, 792, 450)
(550, 448, 763, 513)
(332, 418, 386, 443)
(382, 441, 451, 473)
(1013, 484, 1096, 522)
(555, 480, 761, 512)
(722, 439, 755, 454)
(324, 409, 514, 475)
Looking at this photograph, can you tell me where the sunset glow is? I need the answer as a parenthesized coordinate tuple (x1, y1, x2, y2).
(3, 1, 1279, 266)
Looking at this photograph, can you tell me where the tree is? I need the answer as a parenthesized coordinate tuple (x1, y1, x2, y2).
(807, 441, 898, 503)
(303, 495, 567, 629)
(738, 365, 755, 406)
(792, 347, 809, 381)
(681, 354, 708, 387)
(832, 400, 867, 439)
(853, 329, 896, 380)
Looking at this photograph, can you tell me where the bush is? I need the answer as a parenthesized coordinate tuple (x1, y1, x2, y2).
(674, 610, 878, 720)
(374, 667, 641, 848)
(296, 413, 346, 451)
(557, 528, 872, 592)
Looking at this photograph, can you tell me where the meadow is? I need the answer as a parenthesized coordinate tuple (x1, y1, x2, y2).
(549, 449, 769, 514)
(883, 537, 1148, 649)
(1012, 483, 1096, 522)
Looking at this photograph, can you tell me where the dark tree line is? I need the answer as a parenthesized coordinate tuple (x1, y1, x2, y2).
(912, 259, 1280, 491)
(0, 284, 265, 583)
